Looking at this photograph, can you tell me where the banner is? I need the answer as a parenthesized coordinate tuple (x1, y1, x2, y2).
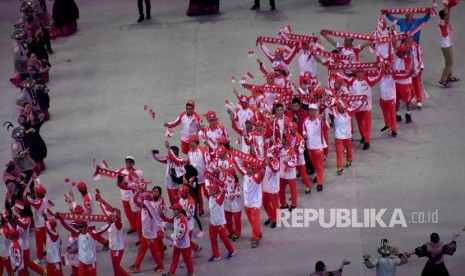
(57, 213, 114, 222)
(229, 147, 266, 168)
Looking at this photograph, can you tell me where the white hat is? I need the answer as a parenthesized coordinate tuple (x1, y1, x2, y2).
(308, 103, 318, 110)
(125, 156, 135, 162)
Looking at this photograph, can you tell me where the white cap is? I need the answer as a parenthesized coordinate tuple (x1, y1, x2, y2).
(125, 156, 135, 162)
(308, 103, 318, 110)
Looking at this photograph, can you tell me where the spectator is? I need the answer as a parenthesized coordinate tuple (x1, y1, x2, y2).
(438, 5, 459, 88)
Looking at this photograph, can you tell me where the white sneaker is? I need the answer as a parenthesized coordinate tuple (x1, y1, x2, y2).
(196, 231, 205, 238)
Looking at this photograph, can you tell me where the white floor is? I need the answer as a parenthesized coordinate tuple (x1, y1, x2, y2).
(1, 0, 464, 275)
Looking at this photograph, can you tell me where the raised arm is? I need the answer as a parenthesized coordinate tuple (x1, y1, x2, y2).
(259, 43, 275, 63)
(366, 70, 384, 86)
(152, 150, 168, 164)
(283, 46, 299, 64)
(322, 34, 337, 48)
(386, 14, 400, 24)
(92, 221, 112, 236)
(419, 12, 431, 24)
(360, 40, 373, 51)
(232, 157, 247, 176)
(164, 112, 184, 128)
(56, 215, 78, 235)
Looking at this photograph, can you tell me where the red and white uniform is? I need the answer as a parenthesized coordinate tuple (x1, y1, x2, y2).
(333, 111, 352, 140)
(78, 232, 98, 265)
(336, 42, 362, 75)
(220, 173, 242, 239)
(238, 167, 263, 242)
(394, 56, 413, 103)
(404, 41, 424, 104)
(67, 234, 79, 275)
(25, 195, 50, 262)
(9, 238, 26, 275)
(153, 149, 185, 206)
(209, 190, 226, 226)
(325, 84, 351, 97)
(274, 75, 292, 90)
(348, 75, 381, 144)
(263, 158, 280, 223)
(166, 111, 203, 144)
(223, 176, 242, 213)
(260, 44, 298, 75)
(242, 173, 263, 209)
(0, 226, 12, 275)
(187, 144, 210, 214)
(438, 19, 453, 48)
(202, 124, 230, 152)
(107, 218, 130, 276)
(209, 157, 235, 185)
(336, 42, 362, 62)
(16, 216, 45, 274)
(108, 221, 124, 251)
(57, 219, 110, 276)
(303, 116, 327, 150)
(133, 198, 164, 271)
(288, 133, 306, 166)
(16, 217, 31, 251)
(262, 84, 280, 110)
(332, 107, 354, 168)
(233, 106, 256, 130)
(168, 215, 190, 249)
(154, 149, 185, 190)
(116, 167, 144, 230)
(245, 130, 266, 159)
(279, 147, 297, 180)
(71, 226, 110, 276)
(187, 146, 210, 184)
(303, 116, 326, 186)
(179, 196, 196, 233)
(179, 195, 200, 253)
(230, 118, 252, 155)
(379, 74, 397, 102)
(289, 132, 312, 189)
(45, 223, 63, 276)
(298, 49, 317, 79)
(373, 28, 392, 60)
(79, 193, 109, 247)
(208, 189, 235, 258)
(278, 146, 298, 207)
(271, 115, 291, 142)
(379, 74, 397, 133)
(165, 214, 193, 275)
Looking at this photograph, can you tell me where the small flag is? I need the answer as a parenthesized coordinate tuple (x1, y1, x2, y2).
(225, 99, 235, 110)
(100, 159, 108, 169)
(15, 200, 25, 210)
(64, 178, 70, 186)
(248, 50, 255, 57)
(314, 41, 325, 51)
(143, 104, 156, 120)
(231, 75, 236, 84)
(34, 178, 42, 186)
(165, 128, 174, 138)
